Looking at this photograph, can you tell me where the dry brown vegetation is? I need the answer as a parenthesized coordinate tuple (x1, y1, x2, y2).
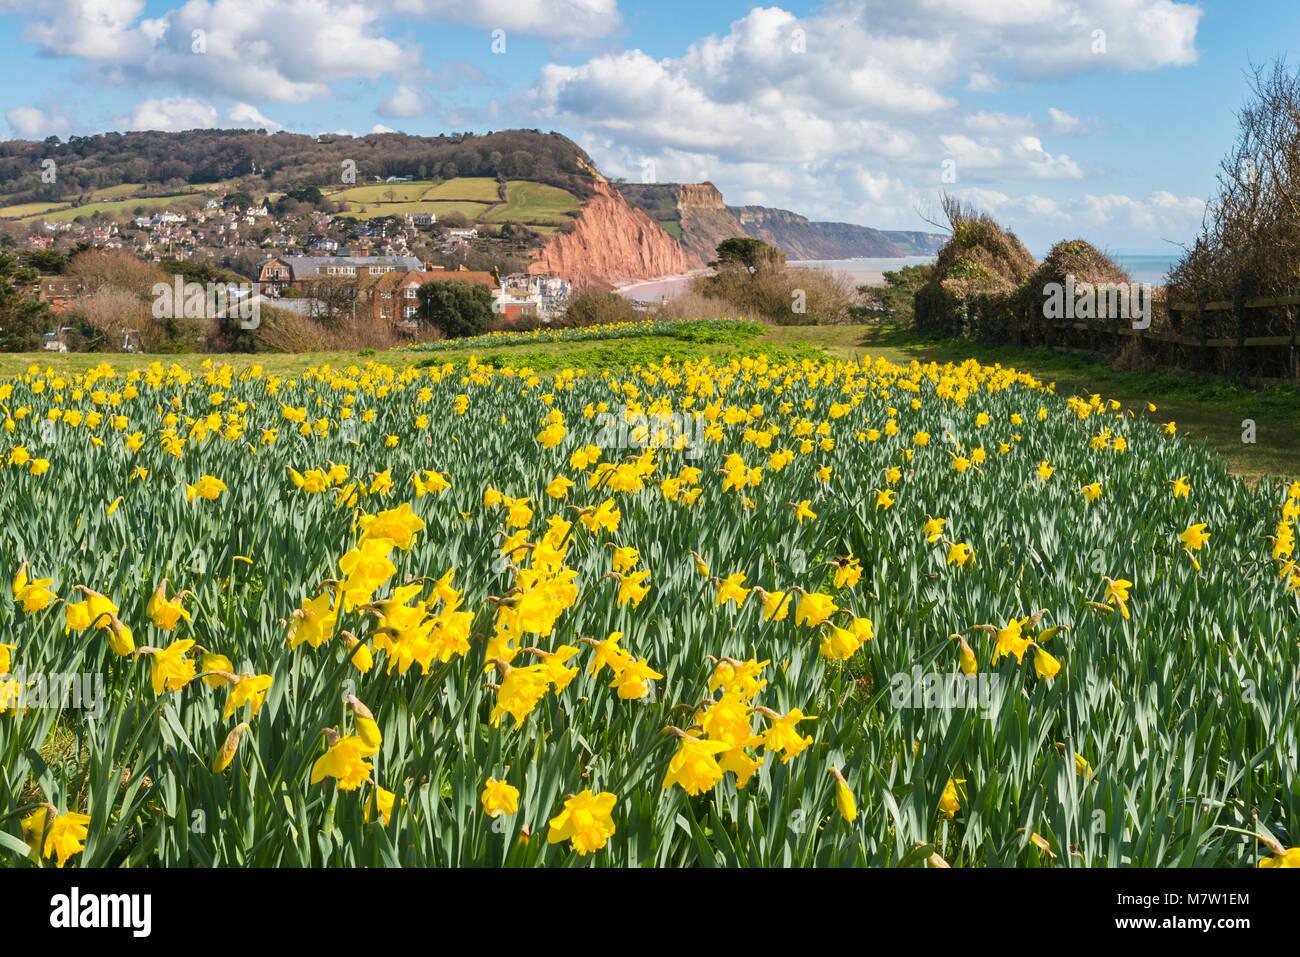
(251, 307, 435, 353)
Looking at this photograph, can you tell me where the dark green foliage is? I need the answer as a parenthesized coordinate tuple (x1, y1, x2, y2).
(855, 264, 934, 324)
(0, 130, 600, 207)
(0, 252, 53, 351)
(417, 280, 495, 339)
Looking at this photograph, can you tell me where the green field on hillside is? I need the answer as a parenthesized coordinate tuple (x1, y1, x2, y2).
(331, 182, 434, 204)
(483, 180, 580, 224)
(0, 183, 151, 220)
(18, 192, 202, 223)
(88, 182, 149, 201)
(0, 201, 67, 218)
(344, 200, 492, 220)
(421, 177, 502, 202)
(332, 177, 576, 224)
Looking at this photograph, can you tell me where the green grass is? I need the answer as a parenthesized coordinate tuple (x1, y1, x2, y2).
(88, 183, 148, 201)
(344, 200, 492, 220)
(421, 177, 503, 202)
(0, 201, 69, 219)
(0, 183, 152, 220)
(483, 181, 579, 224)
(332, 183, 432, 204)
(19, 193, 200, 224)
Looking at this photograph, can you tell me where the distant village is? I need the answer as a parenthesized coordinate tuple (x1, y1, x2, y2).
(16, 181, 572, 348)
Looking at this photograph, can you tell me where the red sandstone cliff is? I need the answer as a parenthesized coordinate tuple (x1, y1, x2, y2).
(529, 180, 703, 289)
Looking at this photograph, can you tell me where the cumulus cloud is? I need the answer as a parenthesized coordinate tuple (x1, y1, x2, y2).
(526, 0, 1202, 245)
(3, 0, 402, 102)
(115, 96, 219, 131)
(227, 102, 282, 131)
(6, 104, 72, 138)
(949, 186, 1206, 251)
(0, 0, 621, 104)
(379, 85, 434, 118)
(387, 0, 622, 39)
(1045, 107, 1089, 136)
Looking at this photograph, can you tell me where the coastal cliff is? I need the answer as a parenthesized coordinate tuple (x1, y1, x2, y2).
(529, 181, 703, 289)
(617, 182, 947, 263)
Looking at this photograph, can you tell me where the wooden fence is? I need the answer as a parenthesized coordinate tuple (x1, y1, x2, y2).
(938, 284, 1300, 385)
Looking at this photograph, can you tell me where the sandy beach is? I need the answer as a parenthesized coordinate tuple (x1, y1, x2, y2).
(612, 268, 712, 301)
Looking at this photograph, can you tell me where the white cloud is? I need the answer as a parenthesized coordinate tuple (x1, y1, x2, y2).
(227, 102, 282, 131)
(527, 0, 1201, 246)
(1046, 107, 1088, 135)
(5, 104, 72, 138)
(949, 186, 1206, 251)
(115, 96, 219, 131)
(0, 0, 622, 105)
(3, 0, 404, 102)
(370, 123, 397, 134)
(857, 0, 1201, 76)
(379, 85, 433, 118)
(386, 0, 622, 40)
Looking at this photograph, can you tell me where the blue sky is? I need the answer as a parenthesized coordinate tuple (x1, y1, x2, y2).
(1, 0, 1293, 252)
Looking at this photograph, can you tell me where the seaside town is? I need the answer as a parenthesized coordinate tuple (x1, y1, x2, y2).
(18, 189, 572, 350)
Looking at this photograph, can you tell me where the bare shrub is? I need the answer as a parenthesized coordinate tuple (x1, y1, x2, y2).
(252, 308, 408, 353)
(653, 291, 762, 322)
(1171, 58, 1300, 305)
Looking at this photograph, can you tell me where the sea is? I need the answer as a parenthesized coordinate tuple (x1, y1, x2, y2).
(615, 252, 1182, 301)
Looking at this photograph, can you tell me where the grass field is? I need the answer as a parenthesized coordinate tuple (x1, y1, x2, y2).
(0, 201, 69, 219)
(331, 183, 433, 204)
(330, 177, 503, 219)
(344, 200, 493, 221)
(483, 181, 580, 224)
(329, 177, 576, 225)
(16, 193, 201, 224)
(420, 177, 502, 202)
(0, 183, 150, 220)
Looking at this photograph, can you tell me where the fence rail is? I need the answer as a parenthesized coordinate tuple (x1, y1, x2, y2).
(929, 282, 1300, 385)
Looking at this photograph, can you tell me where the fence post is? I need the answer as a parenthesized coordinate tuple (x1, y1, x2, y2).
(1233, 278, 1246, 384)
(1195, 300, 1208, 374)
(1163, 294, 1173, 369)
(1290, 299, 1298, 383)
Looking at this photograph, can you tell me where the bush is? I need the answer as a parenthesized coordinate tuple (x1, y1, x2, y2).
(562, 289, 640, 328)
(913, 195, 1037, 335)
(251, 306, 410, 353)
(855, 263, 934, 326)
(693, 239, 855, 325)
(417, 280, 495, 339)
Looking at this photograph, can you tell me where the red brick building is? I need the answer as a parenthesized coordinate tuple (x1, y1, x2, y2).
(358, 268, 498, 324)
